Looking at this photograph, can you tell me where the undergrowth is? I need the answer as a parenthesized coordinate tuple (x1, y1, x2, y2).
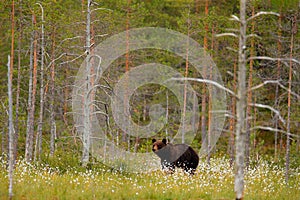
(0, 155, 299, 200)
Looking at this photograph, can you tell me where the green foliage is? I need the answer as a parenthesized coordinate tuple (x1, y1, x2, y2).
(0, 3, 299, 199)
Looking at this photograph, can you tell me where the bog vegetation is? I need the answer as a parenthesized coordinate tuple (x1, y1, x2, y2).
(0, 155, 299, 200)
(0, 0, 299, 199)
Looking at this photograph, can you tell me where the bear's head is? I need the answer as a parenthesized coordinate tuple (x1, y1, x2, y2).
(152, 138, 167, 152)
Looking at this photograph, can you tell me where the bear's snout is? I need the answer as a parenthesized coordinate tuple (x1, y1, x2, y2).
(152, 145, 158, 152)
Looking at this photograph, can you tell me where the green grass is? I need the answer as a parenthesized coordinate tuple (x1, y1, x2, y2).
(0, 156, 299, 200)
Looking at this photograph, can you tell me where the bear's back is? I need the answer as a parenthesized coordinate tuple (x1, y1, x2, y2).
(168, 143, 197, 162)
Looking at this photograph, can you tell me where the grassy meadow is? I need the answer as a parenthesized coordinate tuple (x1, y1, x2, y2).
(0, 155, 299, 200)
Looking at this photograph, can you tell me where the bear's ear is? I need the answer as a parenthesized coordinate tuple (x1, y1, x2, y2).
(162, 138, 167, 144)
(152, 139, 156, 143)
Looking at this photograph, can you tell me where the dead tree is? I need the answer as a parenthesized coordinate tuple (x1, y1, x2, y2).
(81, 0, 93, 166)
(234, 1, 247, 199)
(8, 2, 15, 195)
(35, 2, 45, 161)
(25, 14, 38, 163)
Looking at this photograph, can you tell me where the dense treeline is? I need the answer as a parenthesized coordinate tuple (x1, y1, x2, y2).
(0, 0, 300, 199)
(0, 0, 299, 168)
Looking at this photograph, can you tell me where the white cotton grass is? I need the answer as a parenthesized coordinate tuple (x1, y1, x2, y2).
(0, 155, 299, 199)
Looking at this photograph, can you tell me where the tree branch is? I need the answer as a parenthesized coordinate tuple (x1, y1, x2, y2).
(215, 33, 238, 38)
(250, 80, 300, 99)
(249, 103, 286, 125)
(46, 52, 67, 69)
(248, 56, 300, 65)
(247, 11, 280, 22)
(91, 7, 113, 13)
(246, 34, 262, 39)
(59, 53, 86, 65)
(169, 77, 237, 98)
(230, 15, 240, 22)
(59, 36, 84, 47)
(250, 126, 299, 138)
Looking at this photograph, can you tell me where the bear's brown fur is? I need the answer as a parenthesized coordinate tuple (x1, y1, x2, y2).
(152, 138, 199, 175)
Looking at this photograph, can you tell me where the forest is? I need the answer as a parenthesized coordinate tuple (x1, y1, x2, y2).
(0, 0, 299, 199)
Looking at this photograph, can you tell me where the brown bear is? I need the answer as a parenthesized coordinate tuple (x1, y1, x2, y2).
(152, 138, 199, 175)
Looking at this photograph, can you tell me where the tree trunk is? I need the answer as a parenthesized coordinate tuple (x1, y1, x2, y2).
(25, 29, 33, 162)
(25, 14, 38, 163)
(207, 18, 214, 166)
(229, 60, 237, 167)
(285, 14, 297, 183)
(35, 3, 44, 161)
(123, 0, 131, 146)
(274, 11, 282, 159)
(235, 0, 247, 199)
(50, 29, 56, 157)
(15, 0, 23, 160)
(63, 68, 69, 125)
(81, 0, 92, 166)
(297, 122, 300, 152)
(8, 2, 15, 194)
(245, 4, 255, 168)
(201, 0, 208, 155)
(1, 128, 5, 155)
(8, 55, 14, 199)
(182, 8, 191, 144)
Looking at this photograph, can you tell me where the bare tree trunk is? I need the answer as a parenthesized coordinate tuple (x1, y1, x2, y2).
(235, 0, 247, 199)
(229, 60, 237, 167)
(182, 7, 191, 144)
(8, 3, 15, 195)
(63, 68, 69, 125)
(50, 29, 56, 157)
(1, 128, 5, 155)
(285, 14, 297, 183)
(274, 11, 282, 159)
(134, 137, 140, 153)
(81, 0, 92, 166)
(25, 14, 38, 163)
(25, 20, 34, 162)
(35, 3, 44, 161)
(7, 55, 14, 199)
(195, 0, 200, 13)
(192, 91, 197, 136)
(201, 0, 209, 153)
(201, 85, 207, 149)
(81, 0, 84, 12)
(14, 0, 22, 160)
(296, 122, 300, 152)
(245, 4, 255, 168)
(207, 18, 214, 166)
(25, 23, 33, 162)
(123, 0, 130, 147)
